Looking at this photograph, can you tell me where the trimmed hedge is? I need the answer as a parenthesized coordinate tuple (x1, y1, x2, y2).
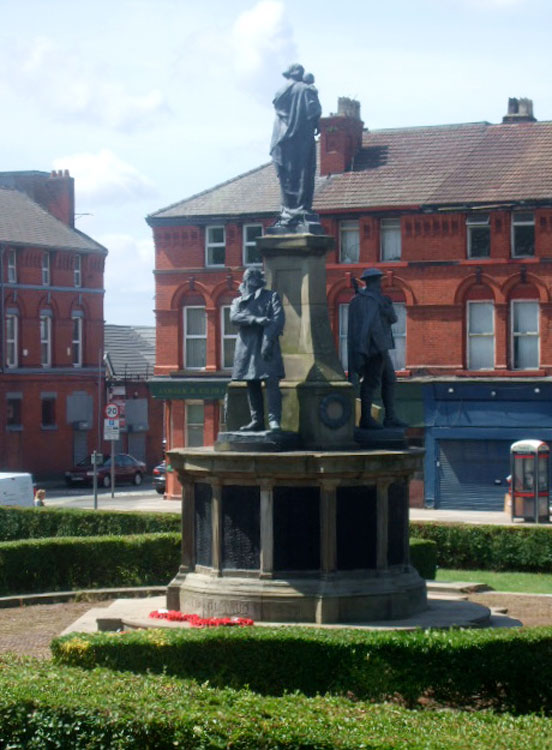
(0, 505, 180, 541)
(0, 533, 180, 595)
(409, 537, 436, 578)
(52, 624, 552, 714)
(410, 521, 552, 572)
(0, 657, 550, 748)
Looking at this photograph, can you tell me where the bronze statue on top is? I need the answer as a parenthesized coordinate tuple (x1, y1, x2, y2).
(347, 269, 408, 430)
(269, 63, 323, 234)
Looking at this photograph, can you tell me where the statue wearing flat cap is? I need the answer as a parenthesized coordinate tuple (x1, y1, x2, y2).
(347, 269, 407, 430)
(270, 63, 322, 232)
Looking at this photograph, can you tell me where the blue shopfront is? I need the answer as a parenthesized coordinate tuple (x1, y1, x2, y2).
(423, 381, 552, 510)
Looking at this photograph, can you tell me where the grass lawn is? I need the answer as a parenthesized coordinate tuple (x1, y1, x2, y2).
(436, 568, 552, 594)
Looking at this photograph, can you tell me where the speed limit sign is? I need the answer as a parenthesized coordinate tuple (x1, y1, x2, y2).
(104, 403, 120, 419)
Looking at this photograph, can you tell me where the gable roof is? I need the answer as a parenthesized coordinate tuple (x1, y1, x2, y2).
(104, 325, 155, 380)
(0, 187, 107, 253)
(149, 119, 552, 221)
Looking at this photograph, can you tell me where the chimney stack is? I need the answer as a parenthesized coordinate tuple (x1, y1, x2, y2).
(319, 97, 364, 176)
(502, 97, 536, 123)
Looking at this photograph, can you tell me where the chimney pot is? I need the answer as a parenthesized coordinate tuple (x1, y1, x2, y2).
(337, 97, 361, 120)
(503, 97, 536, 123)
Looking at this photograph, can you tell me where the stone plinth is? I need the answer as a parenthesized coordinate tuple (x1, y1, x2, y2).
(225, 234, 356, 450)
(166, 446, 426, 624)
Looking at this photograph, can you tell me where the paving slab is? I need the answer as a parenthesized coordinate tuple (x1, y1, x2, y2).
(59, 594, 521, 635)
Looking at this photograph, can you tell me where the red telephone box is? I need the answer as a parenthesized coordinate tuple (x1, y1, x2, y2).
(510, 439, 550, 523)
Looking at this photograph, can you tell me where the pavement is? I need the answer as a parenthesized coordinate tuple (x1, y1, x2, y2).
(45, 489, 519, 524)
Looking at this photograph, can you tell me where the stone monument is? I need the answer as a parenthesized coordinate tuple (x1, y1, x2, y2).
(166, 66, 426, 623)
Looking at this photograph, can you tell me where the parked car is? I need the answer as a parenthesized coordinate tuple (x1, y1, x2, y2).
(152, 460, 166, 495)
(65, 453, 146, 488)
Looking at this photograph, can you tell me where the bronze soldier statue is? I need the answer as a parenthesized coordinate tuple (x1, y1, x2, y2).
(230, 268, 285, 431)
(347, 268, 407, 430)
(270, 63, 322, 232)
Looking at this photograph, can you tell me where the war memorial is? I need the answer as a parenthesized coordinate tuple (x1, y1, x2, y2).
(166, 64, 427, 623)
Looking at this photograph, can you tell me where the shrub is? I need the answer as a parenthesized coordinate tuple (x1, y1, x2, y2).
(0, 533, 180, 595)
(410, 521, 552, 572)
(52, 624, 552, 715)
(409, 537, 437, 578)
(0, 506, 180, 542)
(0, 656, 550, 748)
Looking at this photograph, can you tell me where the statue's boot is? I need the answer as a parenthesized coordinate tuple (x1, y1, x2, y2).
(266, 378, 282, 431)
(382, 379, 408, 428)
(240, 382, 265, 431)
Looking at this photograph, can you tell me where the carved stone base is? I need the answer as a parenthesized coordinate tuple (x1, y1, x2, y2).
(167, 568, 426, 624)
(354, 426, 408, 450)
(215, 430, 300, 452)
(166, 446, 426, 624)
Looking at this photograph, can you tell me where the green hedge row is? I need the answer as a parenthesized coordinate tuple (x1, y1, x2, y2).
(0, 656, 549, 748)
(0, 506, 180, 541)
(0, 533, 181, 595)
(52, 625, 552, 715)
(410, 521, 552, 572)
(409, 537, 436, 578)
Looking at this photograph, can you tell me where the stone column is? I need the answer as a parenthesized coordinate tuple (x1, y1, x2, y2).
(259, 481, 273, 578)
(180, 479, 195, 571)
(320, 481, 337, 574)
(211, 482, 223, 575)
(376, 479, 391, 569)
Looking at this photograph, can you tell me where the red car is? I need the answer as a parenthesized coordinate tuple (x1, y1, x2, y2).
(65, 453, 146, 488)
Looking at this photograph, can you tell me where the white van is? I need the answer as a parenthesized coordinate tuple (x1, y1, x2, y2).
(0, 472, 35, 507)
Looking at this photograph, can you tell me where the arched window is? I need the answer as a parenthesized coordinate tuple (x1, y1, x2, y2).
(509, 284, 539, 370)
(389, 301, 406, 370)
(72, 311, 84, 367)
(5, 309, 19, 368)
(183, 301, 206, 370)
(40, 310, 53, 367)
(220, 296, 238, 370)
(467, 301, 494, 370)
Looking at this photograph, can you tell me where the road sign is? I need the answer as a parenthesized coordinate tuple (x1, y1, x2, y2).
(104, 418, 120, 441)
(104, 403, 120, 419)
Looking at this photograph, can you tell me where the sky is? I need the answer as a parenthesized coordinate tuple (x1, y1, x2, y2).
(1, 0, 551, 326)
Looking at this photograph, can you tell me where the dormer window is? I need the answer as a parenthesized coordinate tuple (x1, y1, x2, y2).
(243, 224, 263, 265)
(467, 214, 490, 258)
(512, 212, 535, 257)
(206, 226, 225, 266)
(339, 220, 360, 263)
(380, 218, 401, 261)
(7, 249, 16, 283)
(42, 252, 51, 285)
(74, 255, 82, 287)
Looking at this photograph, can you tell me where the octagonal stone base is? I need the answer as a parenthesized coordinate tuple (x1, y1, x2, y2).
(168, 568, 426, 624)
(167, 446, 427, 624)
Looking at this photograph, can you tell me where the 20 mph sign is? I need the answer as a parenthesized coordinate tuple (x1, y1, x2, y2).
(104, 403, 120, 419)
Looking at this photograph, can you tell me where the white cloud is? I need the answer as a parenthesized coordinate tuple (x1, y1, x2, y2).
(176, 1, 297, 103)
(100, 233, 155, 324)
(52, 150, 156, 206)
(230, 1, 297, 93)
(7, 36, 170, 132)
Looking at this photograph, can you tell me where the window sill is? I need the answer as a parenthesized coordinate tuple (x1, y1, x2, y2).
(6, 425, 23, 432)
(41, 425, 58, 431)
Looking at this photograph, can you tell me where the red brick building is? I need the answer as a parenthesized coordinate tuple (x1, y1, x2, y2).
(0, 170, 107, 479)
(148, 97, 552, 509)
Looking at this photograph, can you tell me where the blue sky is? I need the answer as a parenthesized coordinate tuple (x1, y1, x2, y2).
(1, 0, 550, 325)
